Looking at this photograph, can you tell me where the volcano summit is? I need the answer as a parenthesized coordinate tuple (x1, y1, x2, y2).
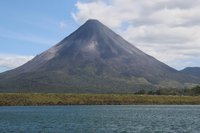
(0, 19, 199, 93)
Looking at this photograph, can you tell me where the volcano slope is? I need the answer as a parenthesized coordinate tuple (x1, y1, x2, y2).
(0, 19, 199, 93)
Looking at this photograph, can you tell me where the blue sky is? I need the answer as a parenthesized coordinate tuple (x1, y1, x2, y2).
(0, 0, 200, 72)
(0, 0, 79, 55)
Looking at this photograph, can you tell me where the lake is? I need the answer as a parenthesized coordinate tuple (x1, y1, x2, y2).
(0, 105, 200, 133)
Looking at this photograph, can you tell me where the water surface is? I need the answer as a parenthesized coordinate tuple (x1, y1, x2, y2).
(0, 105, 200, 133)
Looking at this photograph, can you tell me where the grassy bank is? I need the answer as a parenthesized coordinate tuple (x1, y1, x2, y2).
(0, 93, 200, 106)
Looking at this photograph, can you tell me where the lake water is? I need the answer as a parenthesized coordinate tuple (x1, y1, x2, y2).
(0, 105, 200, 133)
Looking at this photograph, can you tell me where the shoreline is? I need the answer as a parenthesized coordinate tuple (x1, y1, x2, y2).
(0, 93, 200, 106)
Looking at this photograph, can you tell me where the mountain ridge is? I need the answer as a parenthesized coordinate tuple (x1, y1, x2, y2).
(180, 67, 200, 78)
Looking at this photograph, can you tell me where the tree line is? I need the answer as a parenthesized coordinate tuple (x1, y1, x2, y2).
(135, 86, 200, 96)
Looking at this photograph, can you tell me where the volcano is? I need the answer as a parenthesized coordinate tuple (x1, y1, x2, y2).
(0, 19, 199, 93)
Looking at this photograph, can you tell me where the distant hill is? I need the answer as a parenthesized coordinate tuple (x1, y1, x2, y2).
(180, 67, 200, 78)
(0, 19, 199, 93)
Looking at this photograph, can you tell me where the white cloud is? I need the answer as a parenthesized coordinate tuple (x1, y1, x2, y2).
(71, 0, 138, 28)
(0, 54, 34, 70)
(72, 0, 200, 69)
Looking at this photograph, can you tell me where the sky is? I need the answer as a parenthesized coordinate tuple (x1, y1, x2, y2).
(0, 0, 200, 72)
